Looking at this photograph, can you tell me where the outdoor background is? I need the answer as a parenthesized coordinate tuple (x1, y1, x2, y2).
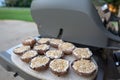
(0, 0, 33, 21)
(0, 0, 119, 22)
(0, 0, 120, 22)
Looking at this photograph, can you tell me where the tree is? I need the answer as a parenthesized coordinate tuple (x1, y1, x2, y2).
(5, 0, 33, 7)
(5, 0, 17, 7)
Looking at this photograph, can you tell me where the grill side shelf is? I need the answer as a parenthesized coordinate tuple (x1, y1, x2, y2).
(0, 51, 13, 71)
(0, 51, 40, 80)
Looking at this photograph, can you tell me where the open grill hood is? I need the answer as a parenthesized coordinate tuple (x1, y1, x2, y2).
(31, 0, 109, 48)
(31, 0, 120, 49)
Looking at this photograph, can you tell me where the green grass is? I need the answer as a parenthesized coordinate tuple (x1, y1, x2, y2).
(0, 7, 33, 22)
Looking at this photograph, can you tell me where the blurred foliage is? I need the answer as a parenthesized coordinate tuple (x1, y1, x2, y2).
(104, 0, 114, 3)
(92, 0, 106, 6)
(5, 0, 33, 7)
(104, 0, 120, 5)
(93, 0, 120, 6)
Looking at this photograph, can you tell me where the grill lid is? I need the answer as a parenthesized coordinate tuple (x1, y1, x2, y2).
(31, 0, 116, 48)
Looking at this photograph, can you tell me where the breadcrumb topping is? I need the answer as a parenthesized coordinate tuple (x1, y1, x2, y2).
(72, 59, 96, 73)
(50, 59, 69, 72)
(30, 56, 50, 68)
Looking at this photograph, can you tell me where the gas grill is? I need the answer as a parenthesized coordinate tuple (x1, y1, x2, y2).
(0, 0, 120, 80)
